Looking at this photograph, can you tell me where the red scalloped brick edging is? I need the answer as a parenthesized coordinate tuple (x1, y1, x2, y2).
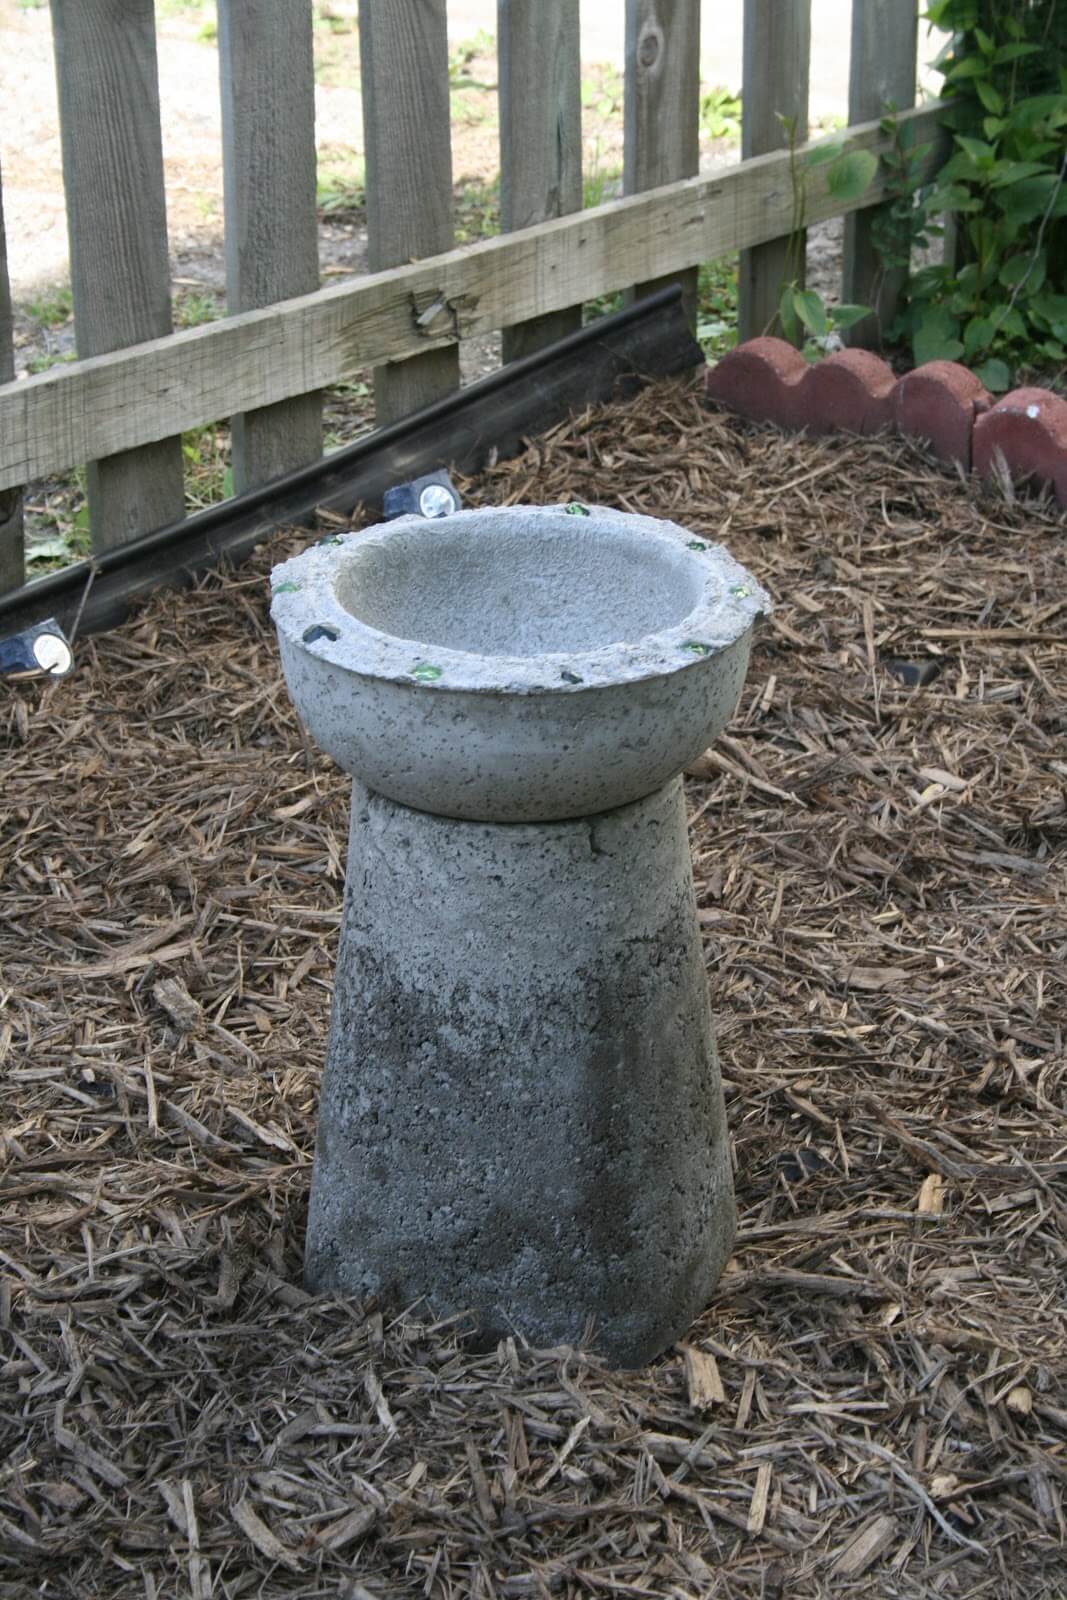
(973, 388, 1067, 506)
(704, 337, 1067, 506)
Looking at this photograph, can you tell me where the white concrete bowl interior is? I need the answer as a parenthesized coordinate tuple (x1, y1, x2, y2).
(270, 503, 770, 822)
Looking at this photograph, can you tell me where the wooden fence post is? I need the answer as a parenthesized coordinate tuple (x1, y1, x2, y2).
(738, 0, 811, 344)
(624, 0, 702, 329)
(218, 0, 322, 493)
(498, 0, 582, 362)
(359, 0, 459, 425)
(842, 0, 918, 348)
(51, 0, 185, 552)
(0, 161, 22, 595)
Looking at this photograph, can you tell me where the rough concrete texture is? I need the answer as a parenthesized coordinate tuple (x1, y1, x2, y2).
(305, 776, 737, 1368)
(271, 504, 768, 821)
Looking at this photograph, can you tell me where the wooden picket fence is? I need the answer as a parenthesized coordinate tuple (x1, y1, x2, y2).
(0, 0, 937, 604)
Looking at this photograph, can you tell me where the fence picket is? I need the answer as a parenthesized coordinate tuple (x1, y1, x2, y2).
(841, 0, 918, 348)
(218, 0, 321, 493)
(359, 0, 459, 424)
(499, 0, 582, 363)
(624, 0, 701, 329)
(0, 106, 949, 497)
(738, 0, 811, 343)
(0, 162, 21, 595)
(51, 0, 184, 551)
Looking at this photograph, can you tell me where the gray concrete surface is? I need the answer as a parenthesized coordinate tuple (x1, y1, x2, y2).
(270, 504, 768, 821)
(273, 506, 768, 1363)
(305, 774, 737, 1367)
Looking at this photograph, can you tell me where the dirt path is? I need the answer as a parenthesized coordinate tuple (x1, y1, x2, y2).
(1, 0, 945, 306)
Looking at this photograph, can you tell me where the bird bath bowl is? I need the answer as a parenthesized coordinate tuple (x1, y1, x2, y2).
(271, 503, 769, 1366)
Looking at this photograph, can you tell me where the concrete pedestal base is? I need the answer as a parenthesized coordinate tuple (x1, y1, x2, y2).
(305, 776, 736, 1368)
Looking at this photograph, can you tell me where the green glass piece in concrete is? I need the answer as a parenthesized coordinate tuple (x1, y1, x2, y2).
(687, 540, 708, 551)
(273, 580, 301, 593)
(681, 640, 714, 656)
(411, 662, 444, 682)
(560, 670, 584, 684)
(564, 502, 590, 516)
(731, 583, 751, 598)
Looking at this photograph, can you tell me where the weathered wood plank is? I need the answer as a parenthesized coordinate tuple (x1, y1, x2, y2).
(738, 0, 811, 343)
(218, 0, 321, 491)
(51, 0, 185, 550)
(498, 0, 582, 363)
(0, 159, 22, 594)
(359, 0, 459, 422)
(842, 0, 918, 348)
(0, 107, 947, 493)
(624, 0, 701, 327)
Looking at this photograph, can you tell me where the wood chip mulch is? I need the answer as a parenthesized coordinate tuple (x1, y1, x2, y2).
(2, 376, 1066, 1599)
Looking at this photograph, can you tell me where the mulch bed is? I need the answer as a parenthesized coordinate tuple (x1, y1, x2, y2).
(2, 375, 1065, 1599)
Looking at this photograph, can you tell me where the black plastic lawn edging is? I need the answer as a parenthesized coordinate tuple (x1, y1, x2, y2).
(0, 287, 703, 643)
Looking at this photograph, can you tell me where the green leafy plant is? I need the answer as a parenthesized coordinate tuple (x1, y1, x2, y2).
(25, 286, 73, 328)
(700, 86, 742, 144)
(695, 258, 740, 357)
(775, 118, 877, 349)
(889, 1, 1067, 389)
(580, 65, 623, 121)
(778, 286, 871, 357)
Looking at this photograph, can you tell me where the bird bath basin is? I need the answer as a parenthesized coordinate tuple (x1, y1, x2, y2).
(271, 503, 769, 1366)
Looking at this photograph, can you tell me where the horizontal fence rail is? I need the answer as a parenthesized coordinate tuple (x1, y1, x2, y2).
(0, 0, 930, 604)
(0, 105, 944, 496)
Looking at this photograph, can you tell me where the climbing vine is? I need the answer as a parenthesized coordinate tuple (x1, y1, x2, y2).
(891, 0, 1067, 389)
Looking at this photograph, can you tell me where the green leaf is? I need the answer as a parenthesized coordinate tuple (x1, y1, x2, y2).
(954, 135, 996, 164)
(973, 26, 994, 56)
(972, 357, 1012, 392)
(1039, 340, 1066, 361)
(988, 161, 1051, 188)
(914, 306, 963, 366)
(805, 139, 844, 168)
(27, 536, 73, 562)
(825, 149, 878, 202)
(991, 42, 1041, 66)
(982, 117, 1008, 139)
(792, 288, 829, 336)
(945, 56, 989, 82)
(974, 78, 1004, 114)
(963, 315, 996, 357)
(1001, 176, 1067, 224)
(778, 285, 801, 346)
(828, 303, 872, 330)
(1032, 291, 1067, 323)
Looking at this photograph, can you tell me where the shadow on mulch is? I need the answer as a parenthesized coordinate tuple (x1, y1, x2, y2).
(2, 376, 1065, 1598)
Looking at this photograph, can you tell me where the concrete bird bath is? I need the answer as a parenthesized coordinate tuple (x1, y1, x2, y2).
(271, 503, 768, 1366)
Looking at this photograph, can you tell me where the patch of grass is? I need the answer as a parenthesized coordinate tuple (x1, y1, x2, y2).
(25, 350, 76, 376)
(701, 86, 742, 144)
(580, 64, 623, 121)
(173, 290, 223, 329)
(25, 470, 89, 570)
(182, 424, 232, 511)
(24, 286, 72, 329)
(448, 29, 495, 90)
(696, 256, 739, 358)
(317, 150, 365, 218)
(454, 177, 500, 243)
(582, 142, 623, 210)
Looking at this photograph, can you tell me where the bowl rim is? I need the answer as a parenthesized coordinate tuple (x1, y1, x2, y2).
(269, 503, 770, 695)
